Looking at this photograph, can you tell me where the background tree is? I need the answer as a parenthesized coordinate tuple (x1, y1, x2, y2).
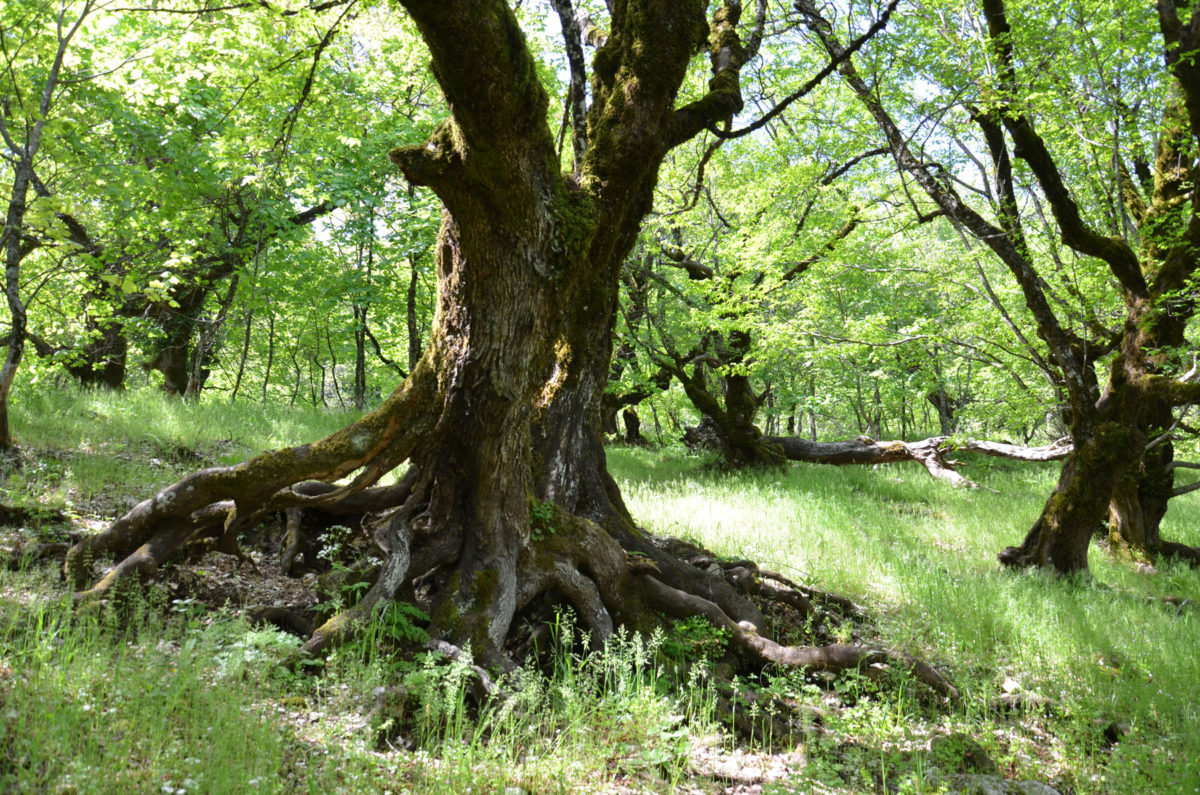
(797, 0, 1200, 571)
(1, 0, 99, 448)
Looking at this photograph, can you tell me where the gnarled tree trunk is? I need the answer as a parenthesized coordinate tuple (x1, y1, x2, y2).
(64, 0, 958, 699)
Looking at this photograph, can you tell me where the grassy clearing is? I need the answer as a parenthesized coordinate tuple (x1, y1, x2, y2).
(615, 447, 1200, 793)
(2, 387, 1199, 792)
(4, 384, 357, 515)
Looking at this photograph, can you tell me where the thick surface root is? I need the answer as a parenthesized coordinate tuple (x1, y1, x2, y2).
(65, 365, 438, 598)
(71, 474, 958, 705)
(66, 380, 955, 710)
(1160, 540, 1200, 566)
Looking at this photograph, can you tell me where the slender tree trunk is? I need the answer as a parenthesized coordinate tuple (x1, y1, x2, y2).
(231, 307, 254, 403)
(186, 273, 239, 399)
(313, 355, 325, 407)
(325, 324, 344, 409)
(231, 238, 264, 403)
(872, 380, 883, 439)
(262, 310, 276, 403)
(0, 1, 89, 446)
(0, 168, 30, 449)
(406, 252, 422, 373)
(353, 305, 367, 410)
(289, 344, 301, 406)
(852, 373, 866, 435)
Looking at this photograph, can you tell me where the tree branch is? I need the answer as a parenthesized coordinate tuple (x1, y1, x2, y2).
(700, 0, 898, 142)
(979, 0, 1146, 299)
(780, 211, 860, 283)
(274, 0, 356, 157)
(668, 2, 752, 148)
(795, 0, 1096, 420)
(549, 0, 588, 174)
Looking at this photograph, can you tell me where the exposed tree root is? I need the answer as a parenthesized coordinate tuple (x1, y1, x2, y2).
(65, 365, 438, 598)
(246, 605, 315, 637)
(67, 381, 956, 713)
(1160, 540, 1200, 567)
(70, 466, 958, 706)
(2, 541, 70, 570)
(640, 571, 959, 701)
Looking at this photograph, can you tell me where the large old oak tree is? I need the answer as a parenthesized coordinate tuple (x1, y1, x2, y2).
(64, 1, 956, 695)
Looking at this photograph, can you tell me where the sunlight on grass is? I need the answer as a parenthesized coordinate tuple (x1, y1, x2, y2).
(610, 445, 1200, 793)
(12, 383, 357, 457)
(5, 388, 1200, 793)
(5, 385, 360, 516)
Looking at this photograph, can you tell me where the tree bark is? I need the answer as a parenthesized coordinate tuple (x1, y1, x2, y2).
(262, 310, 275, 402)
(406, 252, 423, 372)
(231, 308, 255, 403)
(64, 1, 957, 696)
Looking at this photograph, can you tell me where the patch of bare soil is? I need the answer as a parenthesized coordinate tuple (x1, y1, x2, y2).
(162, 546, 319, 617)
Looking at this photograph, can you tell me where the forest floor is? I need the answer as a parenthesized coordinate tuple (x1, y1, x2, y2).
(2, 386, 1200, 793)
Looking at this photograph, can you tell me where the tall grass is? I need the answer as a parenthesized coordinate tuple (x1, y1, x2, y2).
(612, 446, 1200, 793)
(12, 383, 357, 458)
(5, 384, 359, 511)
(0, 566, 714, 793)
(0, 573, 304, 793)
(3, 387, 1200, 792)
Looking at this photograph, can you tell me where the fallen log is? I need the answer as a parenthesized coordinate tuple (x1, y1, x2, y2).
(763, 435, 1073, 487)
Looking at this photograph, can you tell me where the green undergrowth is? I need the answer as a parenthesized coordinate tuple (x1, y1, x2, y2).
(0, 568, 718, 793)
(0, 574, 304, 793)
(2, 389, 1200, 792)
(613, 445, 1200, 793)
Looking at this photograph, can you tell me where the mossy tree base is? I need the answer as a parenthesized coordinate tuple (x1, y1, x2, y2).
(65, 418, 959, 700)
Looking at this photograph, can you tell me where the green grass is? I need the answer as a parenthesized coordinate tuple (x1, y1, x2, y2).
(613, 446, 1200, 793)
(0, 568, 711, 794)
(0, 576, 303, 793)
(3, 388, 1200, 793)
(13, 383, 356, 456)
(4, 384, 359, 514)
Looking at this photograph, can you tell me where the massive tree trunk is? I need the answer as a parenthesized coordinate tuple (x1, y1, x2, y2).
(64, 0, 957, 697)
